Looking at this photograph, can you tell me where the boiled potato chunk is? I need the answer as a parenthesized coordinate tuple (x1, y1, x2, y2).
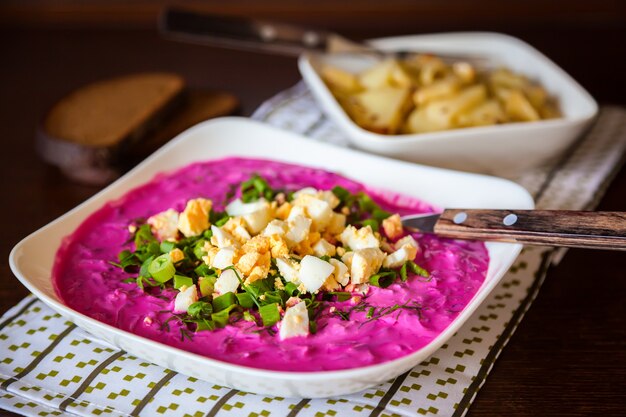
(422, 84, 487, 127)
(358, 59, 414, 89)
(321, 66, 362, 94)
(358, 59, 395, 89)
(405, 107, 450, 133)
(503, 90, 540, 122)
(321, 53, 561, 135)
(457, 100, 507, 127)
(490, 68, 528, 89)
(348, 87, 412, 134)
(413, 77, 460, 106)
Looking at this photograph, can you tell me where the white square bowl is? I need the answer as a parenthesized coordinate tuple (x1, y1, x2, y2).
(299, 32, 598, 175)
(9, 117, 533, 398)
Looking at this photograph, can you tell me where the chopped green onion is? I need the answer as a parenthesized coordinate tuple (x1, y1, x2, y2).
(369, 271, 397, 288)
(215, 216, 230, 227)
(193, 240, 207, 260)
(241, 174, 275, 202)
(173, 275, 194, 289)
(407, 261, 430, 279)
(328, 292, 351, 302)
(195, 319, 216, 331)
(148, 254, 175, 283)
(366, 307, 375, 318)
(259, 303, 280, 327)
(360, 218, 379, 231)
(309, 321, 318, 334)
(212, 292, 237, 312)
(211, 305, 238, 327)
(159, 241, 176, 253)
(242, 311, 255, 322)
(400, 263, 408, 282)
(372, 208, 392, 222)
(260, 291, 283, 306)
(198, 276, 216, 297)
(194, 264, 213, 277)
(284, 282, 299, 297)
(134, 224, 157, 248)
(188, 301, 213, 318)
(210, 210, 231, 227)
(331, 186, 351, 203)
(139, 255, 154, 277)
(357, 193, 378, 213)
(236, 292, 255, 309)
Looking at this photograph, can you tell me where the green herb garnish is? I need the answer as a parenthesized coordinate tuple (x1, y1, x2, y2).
(369, 270, 397, 288)
(259, 303, 280, 327)
(148, 254, 175, 283)
(212, 292, 237, 312)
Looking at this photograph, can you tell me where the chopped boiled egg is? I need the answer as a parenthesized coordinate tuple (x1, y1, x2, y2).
(293, 194, 332, 230)
(178, 198, 212, 237)
(268, 235, 289, 258)
(225, 198, 272, 234)
(147, 209, 179, 241)
(382, 214, 403, 240)
(312, 238, 336, 257)
(214, 268, 240, 295)
(262, 219, 288, 237)
(299, 255, 335, 293)
(395, 235, 419, 259)
(317, 190, 340, 209)
(212, 246, 237, 269)
(326, 212, 346, 235)
(275, 257, 300, 284)
(222, 217, 252, 243)
(383, 246, 412, 268)
(339, 225, 380, 250)
(285, 214, 312, 246)
(329, 258, 350, 286)
(169, 248, 185, 263)
(210, 225, 239, 248)
(350, 247, 385, 284)
(292, 187, 317, 198)
(174, 285, 198, 313)
(383, 234, 418, 268)
(279, 301, 309, 340)
(236, 252, 261, 275)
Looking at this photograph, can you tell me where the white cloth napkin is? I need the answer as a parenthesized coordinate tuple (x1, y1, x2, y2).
(1, 83, 624, 416)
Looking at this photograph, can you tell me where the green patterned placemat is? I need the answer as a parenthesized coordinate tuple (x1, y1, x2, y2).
(1, 90, 624, 416)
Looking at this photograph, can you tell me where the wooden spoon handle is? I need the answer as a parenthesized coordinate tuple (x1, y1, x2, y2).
(435, 210, 626, 250)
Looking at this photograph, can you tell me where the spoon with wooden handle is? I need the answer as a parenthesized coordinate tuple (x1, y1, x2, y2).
(401, 210, 626, 250)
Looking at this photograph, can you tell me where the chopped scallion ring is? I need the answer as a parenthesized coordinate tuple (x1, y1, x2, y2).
(148, 254, 175, 283)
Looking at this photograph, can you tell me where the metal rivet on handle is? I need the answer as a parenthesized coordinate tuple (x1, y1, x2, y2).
(503, 213, 518, 226)
(303, 31, 320, 46)
(260, 25, 277, 41)
(453, 212, 467, 224)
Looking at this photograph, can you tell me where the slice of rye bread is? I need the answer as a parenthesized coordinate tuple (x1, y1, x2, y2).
(125, 89, 239, 164)
(36, 73, 238, 185)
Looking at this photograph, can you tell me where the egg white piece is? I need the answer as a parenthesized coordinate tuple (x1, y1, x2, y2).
(299, 255, 334, 293)
(174, 285, 198, 313)
(279, 301, 309, 340)
(214, 268, 240, 295)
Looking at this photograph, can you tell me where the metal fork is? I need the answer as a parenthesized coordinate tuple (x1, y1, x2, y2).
(160, 7, 491, 67)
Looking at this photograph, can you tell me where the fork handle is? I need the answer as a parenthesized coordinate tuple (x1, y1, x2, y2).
(435, 210, 626, 250)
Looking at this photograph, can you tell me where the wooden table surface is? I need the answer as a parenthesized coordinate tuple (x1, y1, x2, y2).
(0, 24, 624, 417)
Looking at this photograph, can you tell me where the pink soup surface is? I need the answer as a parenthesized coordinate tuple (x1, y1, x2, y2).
(53, 158, 489, 372)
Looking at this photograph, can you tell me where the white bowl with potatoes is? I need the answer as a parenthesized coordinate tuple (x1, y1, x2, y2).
(298, 32, 598, 175)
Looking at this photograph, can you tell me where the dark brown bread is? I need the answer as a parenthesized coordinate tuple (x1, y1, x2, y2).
(43, 73, 185, 147)
(36, 73, 238, 185)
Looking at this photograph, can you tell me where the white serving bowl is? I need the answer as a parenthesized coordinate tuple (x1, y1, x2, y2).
(299, 32, 598, 175)
(10, 117, 533, 398)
